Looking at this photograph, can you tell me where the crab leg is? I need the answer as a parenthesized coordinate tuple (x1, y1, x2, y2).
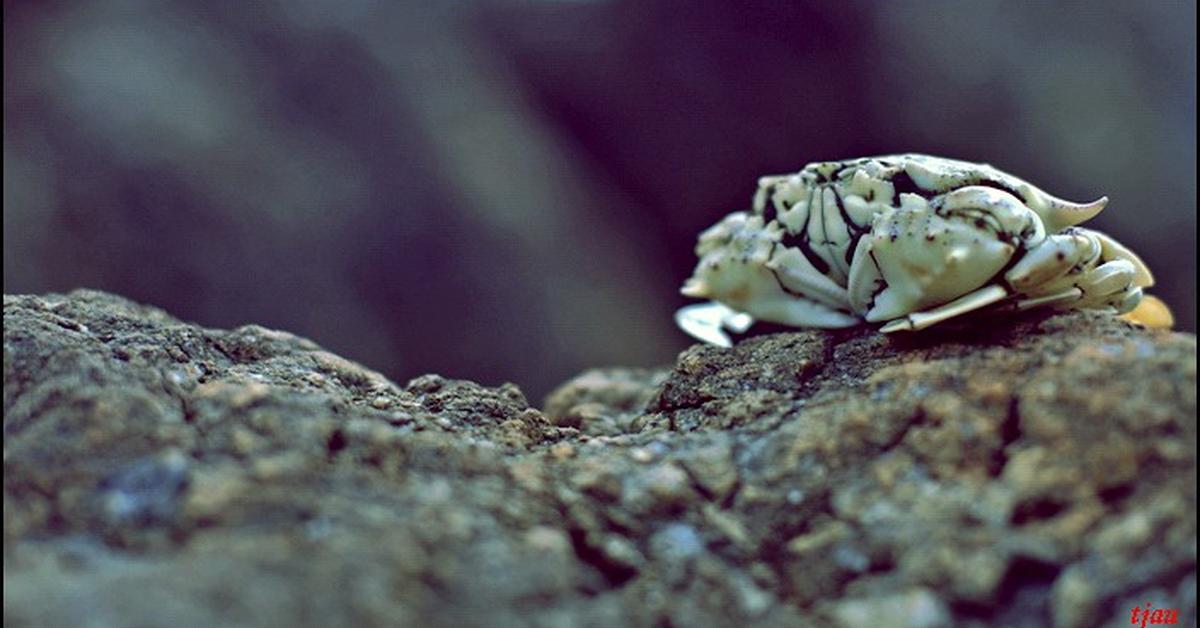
(879, 284, 1010, 332)
(1015, 288, 1083, 310)
(751, 296, 860, 329)
(675, 302, 755, 348)
(846, 234, 883, 315)
(764, 247, 852, 310)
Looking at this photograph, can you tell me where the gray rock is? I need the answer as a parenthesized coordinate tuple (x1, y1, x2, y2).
(4, 290, 1195, 627)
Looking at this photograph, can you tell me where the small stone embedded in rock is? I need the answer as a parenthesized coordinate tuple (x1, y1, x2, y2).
(680, 442, 738, 501)
(827, 588, 952, 628)
(97, 451, 190, 528)
(648, 523, 704, 562)
(549, 442, 575, 460)
(635, 463, 695, 513)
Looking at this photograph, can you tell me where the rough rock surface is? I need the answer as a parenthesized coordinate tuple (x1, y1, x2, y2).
(4, 290, 1196, 627)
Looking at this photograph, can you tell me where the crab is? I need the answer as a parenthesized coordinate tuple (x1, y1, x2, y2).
(677, 154, 1170, 347)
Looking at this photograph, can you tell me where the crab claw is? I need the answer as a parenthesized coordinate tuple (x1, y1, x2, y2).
(1092, 229, 1154, 288)
(863, 187, 1034, 322)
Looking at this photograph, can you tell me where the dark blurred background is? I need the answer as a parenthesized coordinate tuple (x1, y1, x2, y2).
(5, 0, 1195, 400)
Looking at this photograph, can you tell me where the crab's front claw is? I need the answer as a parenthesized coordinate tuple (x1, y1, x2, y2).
(1088, 231, 1170, 328)
(1064, 231, 1158, 316)
(1092, 230, 1154, 288)
(1004, 230, 1099, 293)
(1005, 228, 1151, 310)
(863, 187, 1037, 323)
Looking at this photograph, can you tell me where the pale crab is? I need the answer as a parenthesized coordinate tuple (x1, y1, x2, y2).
(677, 154, 1171, 347)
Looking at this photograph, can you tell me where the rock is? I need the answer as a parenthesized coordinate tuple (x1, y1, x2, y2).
(4, 290, 1195, 627)
(827, 588, 951, 628)
(543, 367, 669, 435)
